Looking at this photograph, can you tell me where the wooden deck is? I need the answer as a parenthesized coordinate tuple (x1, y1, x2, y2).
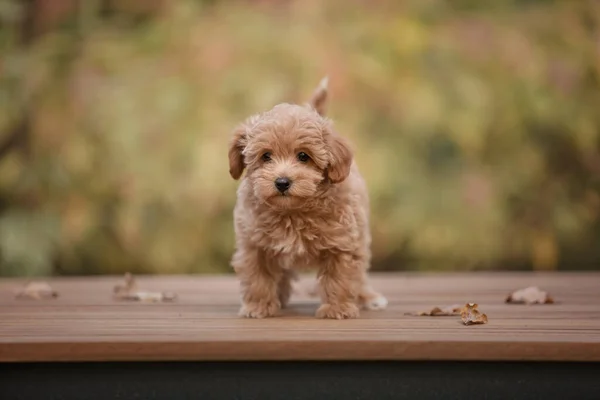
(1, 272, 599, 362)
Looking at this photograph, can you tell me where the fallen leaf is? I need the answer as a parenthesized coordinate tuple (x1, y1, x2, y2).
(15, 281, 59, 300)
(505, 286, 554, 305)
(460, 303, 488, 325)
(115, 291, 177, 302)
(405, 304, 463, 316)
(113, 273, 177, 303)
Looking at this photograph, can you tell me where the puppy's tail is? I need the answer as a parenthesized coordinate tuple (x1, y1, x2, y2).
(308, 76, 328, 116)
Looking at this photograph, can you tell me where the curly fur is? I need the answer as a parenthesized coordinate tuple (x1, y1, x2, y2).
(228, 78, 387, 319)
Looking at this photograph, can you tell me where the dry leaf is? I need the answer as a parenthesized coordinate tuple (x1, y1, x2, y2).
(405, 304, 463, 316)
(113, 273, 177, 303)
(505, 286, 554, 304)
(460, 303, 488, 325)
(115, 291, 177, 302)
(15, 281, 59, 300)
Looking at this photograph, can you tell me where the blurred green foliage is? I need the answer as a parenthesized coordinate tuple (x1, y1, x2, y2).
(1, 0, 600, 276)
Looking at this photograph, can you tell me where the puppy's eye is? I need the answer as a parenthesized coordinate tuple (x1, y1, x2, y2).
(261, 152, 272, 162)
(297, 152, 310, 162)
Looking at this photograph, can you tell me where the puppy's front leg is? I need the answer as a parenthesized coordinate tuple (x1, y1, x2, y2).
(315, 252, 362, 319)
(232, 247, 281, 318)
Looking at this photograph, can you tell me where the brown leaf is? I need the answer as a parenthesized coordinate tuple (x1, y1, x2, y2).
(113, 273, 177, 303)
(405, 304, 463, 316)
(460, 303, 488, 325)
(15, 281, 59, 300)
(505, 286, 554, 305)
(115, 291, 177, 302)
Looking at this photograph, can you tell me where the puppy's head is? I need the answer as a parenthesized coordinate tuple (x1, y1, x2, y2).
(228, 78, 353, 209)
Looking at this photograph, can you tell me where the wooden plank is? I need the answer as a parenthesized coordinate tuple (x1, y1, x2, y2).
(0, 272, 599, 362)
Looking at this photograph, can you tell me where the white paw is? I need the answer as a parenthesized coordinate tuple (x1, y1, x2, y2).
(364, 294, 388, 311)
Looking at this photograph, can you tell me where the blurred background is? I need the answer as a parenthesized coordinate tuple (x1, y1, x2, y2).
(1, 0, 600, 277)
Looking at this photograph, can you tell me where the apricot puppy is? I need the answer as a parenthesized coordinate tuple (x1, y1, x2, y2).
(228, 78, 387, 319)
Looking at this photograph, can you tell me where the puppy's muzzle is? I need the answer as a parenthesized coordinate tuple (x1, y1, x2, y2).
(274, 177, 292, 193)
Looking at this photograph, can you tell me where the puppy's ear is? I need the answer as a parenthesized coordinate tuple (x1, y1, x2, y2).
(325, 130, 353, 184)
(308, 76, 328, 116)
(228, 124, 247, 180)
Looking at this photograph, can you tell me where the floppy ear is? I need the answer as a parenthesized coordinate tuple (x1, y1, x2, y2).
(228, 124, 247, 180)
(308, 76, 328, 116)
(325, 130, 353, 184)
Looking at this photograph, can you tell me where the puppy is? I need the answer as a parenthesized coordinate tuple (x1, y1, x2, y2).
(228, 77, 387, 319)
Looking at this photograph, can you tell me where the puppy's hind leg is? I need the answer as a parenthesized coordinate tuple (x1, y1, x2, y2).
(358, 284, 388, 311)
(278, 269, 297, 309)
(357, 272, 388, 311)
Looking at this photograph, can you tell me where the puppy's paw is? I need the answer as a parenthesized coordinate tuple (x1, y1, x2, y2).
(360, 292, 388, 311)
(278, 290, 291, 309)
(239, 300, 280, 318)
(315, 302, 360, 319)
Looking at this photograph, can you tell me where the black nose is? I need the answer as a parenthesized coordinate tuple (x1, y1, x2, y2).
(274, 177, 291, 193)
